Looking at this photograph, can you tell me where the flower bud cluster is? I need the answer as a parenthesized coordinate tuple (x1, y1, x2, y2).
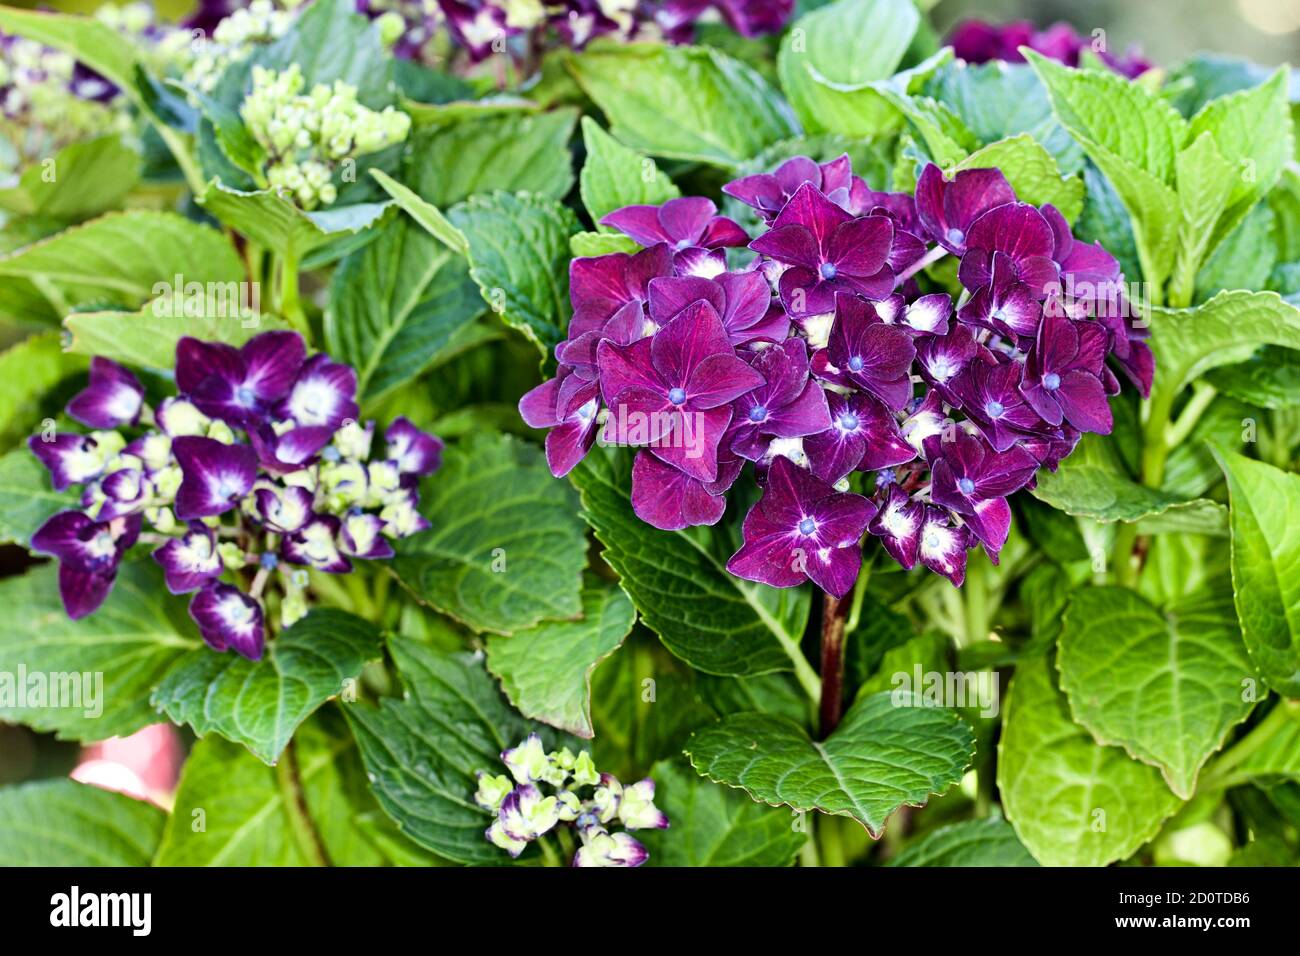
(29, 332, 443, 661)
(476, 734, 668, 866)
(181, 0, 297, 94)
(241, 64, 411, 208)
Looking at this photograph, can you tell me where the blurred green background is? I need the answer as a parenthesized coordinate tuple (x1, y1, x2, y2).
(932, 0, 1300, 66)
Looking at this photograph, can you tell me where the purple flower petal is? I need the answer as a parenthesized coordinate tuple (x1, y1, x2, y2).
(276, 353, 359, 430)
(173, 436, 258, 520)
(29, 433, 106, 490)
(340, 512, 395, 559)
(869, 484, 925, 569)
(254, 484, 314, 534)
(189, 583, 265, 659)
(66, 357, 144, 429)
(631, 451, 727, 530)
(152, 523, 222, 594)
(282, 515, 353, 574)
(385, 417, 443, 475)
(915, 164, 1016, 254)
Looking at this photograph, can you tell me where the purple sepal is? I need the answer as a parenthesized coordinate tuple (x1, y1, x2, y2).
(188, 582, 265, 660)
(868, 484, 925, 570)
(28, 433, 105, 491)
(177, 331, 306, 426)
(152, 523, 222, 594)
(172, 436, 258, 520)
(275, 352, 360, 431)
(630, 451, 727, 530)
(385, 417, 443, 476)
(31, 511, 140, 619)
(282, 515, 353, 574)
(66, 357, 144, 429)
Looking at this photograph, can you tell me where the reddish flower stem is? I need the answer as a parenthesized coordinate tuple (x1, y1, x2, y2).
(818, 585, 854, 737)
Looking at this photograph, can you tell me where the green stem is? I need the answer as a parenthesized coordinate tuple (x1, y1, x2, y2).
(538, 835, 563, 867)
(309, 570, 356, 612)
(798, 815, 821, 867)
(276, 739, 329, 866)
(960, 555, 989, 648)
(1111, 522, 1139, 588)
(818, 815, 846, 867)
(1166, 382, 1217, 449)
(278, 247, 308, 340)
(1200, 700, 1298, 791)
(155, 124, 207, 198)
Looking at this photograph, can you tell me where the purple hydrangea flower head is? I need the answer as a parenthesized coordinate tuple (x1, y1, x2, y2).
(915, 164, 1016, 256)
(749, 183, 895, 317)
(66, 357, 144, 429)
(726, 456, 875, 597)
(647, 270, 787, 346)
(948, 19, 1152, 78)
(31, 511, 140, 619)
(189, 582, 265, 660)
(868, 484, 925, 570)
(597, 300, 763, 481)
(957, 253, 1043, 341)
(952, 356, 1050, 453)
(957, 202, 1060, 294)
(566, 243, 673, 345)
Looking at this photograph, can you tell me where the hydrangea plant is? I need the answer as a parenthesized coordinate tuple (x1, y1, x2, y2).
(0, 0, 1298, 878)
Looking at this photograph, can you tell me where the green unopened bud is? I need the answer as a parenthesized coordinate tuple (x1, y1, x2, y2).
(218, 541, 246, 570)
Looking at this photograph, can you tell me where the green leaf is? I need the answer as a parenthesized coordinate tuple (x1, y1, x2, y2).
(998, 654, 1183, 866)
(1214, 449, 1300, 698)
(1185, 68, 1293, 252)
(0, 332, 87, 447)
(325, 218, 488, 403)
(486, 580, 634, 738)
(0, 448, 78, 546)
(155, 716, 377, 865)
(0, 561, 199, 742)
(197, 182, 393, 262)
(640, 758, 806, 867)
(1030, 432, 1226, 534)
(346, 636, 569, 864)
(0, 136, 140, 222)
(1058, 586, 1254, 798)
(570, 231, 640, 257)
(1148, 291, 1300, 419)
(579, 117, 680, 227)
(775, 0, 919, 138)
(0, 211, 244, 309)
(448, 191, 580, 356)
(369, 168, 468, 255)
(403, 95, 540, 127)
(254, 0, 394, 106)
(1170, 131, 1235, 296)
(1196, 202, 1276, 303)
(568, 43, 801, 168)
(685, 691, 974, 836)
(151, 609, 382, 765)
(1204, 703, 1300, 788)
(393, 431, 586, 634)
(1026, 50, 1186, 289)
(1205, 345, 1300, 410)
(880, 91, 978, 170)
(570, 447, 812, 683)
(954, 133, 1083, 223)
(64, 305, 290, 370)
(0, 778, 164, 866)
(407, 108, 579, 208)
(887, 814, 1039, 867)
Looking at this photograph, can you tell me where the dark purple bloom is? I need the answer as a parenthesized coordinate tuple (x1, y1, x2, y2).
(646, 271, 786, 347)
(957, 253, 1042, 341)
(172, 436, 258, 520)
(247, 421, 335, 474)
(276, 352, 360, 431)
(749, 183, 895, 317)
(385, 417, 443, 476)
(917, 506, 972, 586)
(724, 154, 854, 222)
(805, 391, 915, 485)
(952, 357, 1050, 452)
(630, 451, 727, 530)
(957, 202, 1060, 295)
(597, 301, 763, 481)
(518, 371, 601, 478)
(726, 456, 875, 597)
(927, 430, 1037, 557)
(254, 483, 314, 534)
(282, 515, 352, 574)
(882, 292, 953, 336)
(189, 582, 264, 660)
(439, 1, 512, 60)
(811, 296, 916, 410)
(176, 331, 306, 426)
(95, 465, 150, 521)
(915, 323, 989, 406)
(729, 338, 831, 460)
(565, 243, 673, 346)
(601, 197, 748, 254)
(948, 19, 1151, 79)
(66, 357, 144, 429)
(868, 484, 925, 570)
(1020, 311, 1113, 434)
(29, 433, 107, 490)
(915, 164, 1016, 255)
(31, 511, 140, 619)
(152, 523, 223, 594)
